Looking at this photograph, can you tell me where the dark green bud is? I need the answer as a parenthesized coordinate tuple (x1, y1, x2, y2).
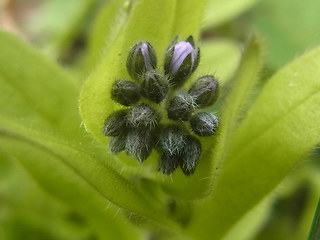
(127, 103, 160, 129)
(109, 132, 127, 154)
(140, 70, 169, 103)
(158, 125, 186, 155)
(164, 36, 200, 87)
(180, 135, 201, 175)
(103, 110, 128, 136)
(111, 79, 140, 106)
(188, 75, 219, 107)
(190, 112, 219, 136)
(159, 152, 179, 175)
(126, 128, 154, 162)
(126, 41, 157, 81)
(167, 93, 194, 121)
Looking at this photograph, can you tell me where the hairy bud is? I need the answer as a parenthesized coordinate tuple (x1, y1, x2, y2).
(140, 70, 169, 103)
(180, 135, 201, 175)
(126, 128, 154, 162)
(164, 36, 200, 87)
(111, 79, 140, 106)
(109, 132, 127, 154)
(126, 41, 157, 81)
(159, 152, 179, 175)
(127, 103, 160, 129)
(103, 110, 128, 136)
(167, 93, 194, 121)
(188, 75, 219, 107)
(158, 125, 186, 155)
(190, 112, 219, 136)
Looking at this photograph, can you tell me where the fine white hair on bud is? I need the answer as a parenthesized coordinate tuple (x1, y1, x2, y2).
(111, 79, 140, 106)
(103, 110, 128, 136)
(188, 75, 219, 108)
(164, 36, 200, 88)
(125, 128, 154, 162)
(109, 132, 127, 154)
(103, 36, 221, 175)
(190, 112, 219, 136)
(127, 103, 160, 129)
(179, 135, 201, 175)
(167, 92, 195, 121)
(140, 70, 169, 103)
(159, 152, 179, 175)
(126, 41, 157, 81)
(158, 125, 186, 156)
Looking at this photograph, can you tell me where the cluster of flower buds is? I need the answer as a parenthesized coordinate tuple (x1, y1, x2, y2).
(103, 36, 220, 175)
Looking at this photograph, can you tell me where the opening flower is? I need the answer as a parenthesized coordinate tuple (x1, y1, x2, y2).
(164, 36, 200, 87)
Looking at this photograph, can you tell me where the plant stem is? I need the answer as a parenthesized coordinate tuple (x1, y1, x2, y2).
(308, 197, 320, 240)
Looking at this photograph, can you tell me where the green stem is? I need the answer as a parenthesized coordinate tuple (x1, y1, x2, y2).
(308, 197, 320, 240)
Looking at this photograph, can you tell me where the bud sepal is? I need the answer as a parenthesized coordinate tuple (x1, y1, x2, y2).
(126, 41, 157, 81)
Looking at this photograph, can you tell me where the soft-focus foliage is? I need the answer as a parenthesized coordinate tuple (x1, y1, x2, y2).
(0, 0, 319, 239)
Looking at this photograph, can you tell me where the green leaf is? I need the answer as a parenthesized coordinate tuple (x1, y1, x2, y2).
(251, 0, 320, 69)
(308, 183, 320, 240)
(0, 30, 178, 232)
(86, 0, 133, 70)
(212, 36, 263, 174)
(28, 0, 97, 58)
(0, 133, 140, 240)
(203, 0, 258, 29)
(80, 0, 208, 143)
(196, 39, 241, 83)
(80, 0, 176, 144)
(80, 0, 211, 201)
(0, 30, 79, 136)
(222, 195, 273, 240)
(189, 45, 320, 239)
(0, 158, 98, 240)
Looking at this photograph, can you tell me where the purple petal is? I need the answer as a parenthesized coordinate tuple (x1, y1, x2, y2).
(140, 42, 152, 68)
(170, 41, 196, 74)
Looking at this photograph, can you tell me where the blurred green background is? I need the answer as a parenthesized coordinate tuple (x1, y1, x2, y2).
(0, 0, 320, 239)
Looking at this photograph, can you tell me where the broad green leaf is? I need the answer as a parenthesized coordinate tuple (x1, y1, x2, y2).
(203, 0, 258, 29)
(80, 0, 213, 201)
(80, 0, 208, 144)
(28, 0, 97, 58)
(80, 0, 176, 144)
(252, 164, 320, 240)
(0, 159, 97, 240)
(222, 195, 273, 240)
(171, 0, 208, 41)
(0, 30, 179, 232)
(212, 36, 263, 177)
(251, 0, 320, 69)
(86, 0, 131, 70)
(0, 30, 79, 136)
(307, 174, 320, 240)
(0, 134, 140, 240)
(197, 39, 241, 83)
(189, 45, 320, 239)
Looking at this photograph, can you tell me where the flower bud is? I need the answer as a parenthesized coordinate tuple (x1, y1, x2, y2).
(103, 110, 128, 136)
(127, 103, 160, 129)
(164, 36, 200, 87)
(167, 93, 194, 121)
(109, 132, 127, 154)
(159, 152, 179, 175)
(158, 125, 186, 155)
(190, 112, 219, 136)
(140, 70, 169, 103)
(111, 79, 140, 106)
(188, 75, 219, 107)
(126, 128, 154, 162)
(180, 135, 201, 175)
(126, 41, 157, 81)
